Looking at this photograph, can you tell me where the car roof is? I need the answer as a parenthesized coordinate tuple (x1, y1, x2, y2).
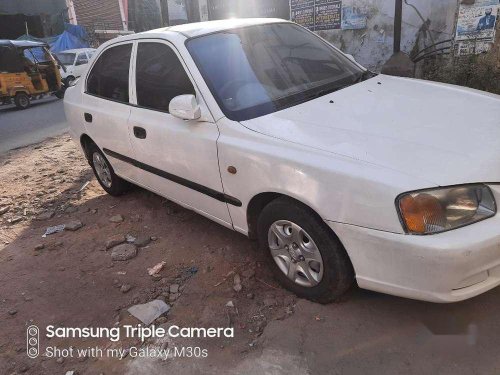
(146, 18, 291, 38)
(0, 40, 48, 48)
(57, 48, 96, 54)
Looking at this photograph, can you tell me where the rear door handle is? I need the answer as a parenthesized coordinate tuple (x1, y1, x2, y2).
(84, 112, 92, 122)
(133, 126, 147, 139)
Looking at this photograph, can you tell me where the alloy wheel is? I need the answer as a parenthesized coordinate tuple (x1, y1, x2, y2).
(93, 152, 112, 188)
(268, 220, 324, 287)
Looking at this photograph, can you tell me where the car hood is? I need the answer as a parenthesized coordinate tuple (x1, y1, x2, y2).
(241, 74, 500, 186)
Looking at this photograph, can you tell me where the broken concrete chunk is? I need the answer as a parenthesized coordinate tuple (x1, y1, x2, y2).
(65, 206, 78, 214)
(111, 244, 137, 261)
(134, 235, 151, 247)
(169, 284, 179, 294)
(106, 234, 126, 249)
(65, 220, 83, 231)
(8, 216, 23, 224)
(111, 243, 137, 261)
(233, 283, 242, 292)
(0, 206, 10, 215)
(128, 300, 170, 325)
(233, 274, 242, 292)
(36, 211, 55, 221)
(109, 214, 124, 223)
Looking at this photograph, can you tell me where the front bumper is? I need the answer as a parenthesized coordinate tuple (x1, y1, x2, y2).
(328, 185, 500, 303)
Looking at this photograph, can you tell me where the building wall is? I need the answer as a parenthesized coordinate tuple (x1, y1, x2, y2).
(0, 0, 67, 37)
(73, 0, 123, 31)
(312, 0, 459, 71)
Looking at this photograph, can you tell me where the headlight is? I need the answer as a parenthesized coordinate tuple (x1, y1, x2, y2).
(397, 184, 496, 234)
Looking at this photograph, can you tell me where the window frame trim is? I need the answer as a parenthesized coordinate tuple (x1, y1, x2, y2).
(130, 38, 199, 114)
(84, 40, 135, 105)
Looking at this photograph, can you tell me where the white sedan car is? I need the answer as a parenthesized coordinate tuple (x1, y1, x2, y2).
(64, 18, 500, 303)
(56, 48, 96, 84)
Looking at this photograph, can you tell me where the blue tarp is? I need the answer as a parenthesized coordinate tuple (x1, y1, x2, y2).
(50, 30, 88, 52)
(16, 23, 89, 53)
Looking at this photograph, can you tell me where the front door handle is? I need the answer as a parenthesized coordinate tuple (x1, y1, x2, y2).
(84, 112, 92, 122)
(133, 126, 147, 139)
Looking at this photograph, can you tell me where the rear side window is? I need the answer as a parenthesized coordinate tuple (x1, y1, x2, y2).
(136, 42, 195, 112)
(87, 44, 132, 103)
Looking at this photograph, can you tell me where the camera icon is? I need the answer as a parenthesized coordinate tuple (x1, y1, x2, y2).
(26, 325, 39, 358)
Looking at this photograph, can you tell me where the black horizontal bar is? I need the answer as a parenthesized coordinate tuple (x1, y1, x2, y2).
(103, 148, 242, 207)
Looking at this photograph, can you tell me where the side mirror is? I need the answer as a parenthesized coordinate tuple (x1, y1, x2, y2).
(169, 95, 201, 120)
(345, 54, 356, 63)
(75, 59, 88, 66)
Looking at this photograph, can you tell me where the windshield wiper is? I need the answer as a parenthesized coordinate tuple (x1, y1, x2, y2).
(353, 70, 377, 83)
(303, 85, 345, 100)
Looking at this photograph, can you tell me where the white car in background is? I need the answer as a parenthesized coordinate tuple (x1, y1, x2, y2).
(64, 18, 500, 304)
(56, 48, 96, 85)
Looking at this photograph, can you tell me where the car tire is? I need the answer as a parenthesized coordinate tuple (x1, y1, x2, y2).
(257, 197, 354, 303)
(88, 143, 131, 196)
(14, 93, 30, 110)
(54, 90, 65, 99)
(65, 76, 76, 86)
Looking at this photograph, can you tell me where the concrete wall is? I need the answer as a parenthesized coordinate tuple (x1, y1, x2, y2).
(314, 0, 459, 71)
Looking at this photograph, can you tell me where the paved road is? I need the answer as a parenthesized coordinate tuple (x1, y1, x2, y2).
(0, 96, 68, 154)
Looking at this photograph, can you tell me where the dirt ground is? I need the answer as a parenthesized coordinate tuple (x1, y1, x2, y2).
(2, 134, 500, 375)
(0, 134, 298, 374)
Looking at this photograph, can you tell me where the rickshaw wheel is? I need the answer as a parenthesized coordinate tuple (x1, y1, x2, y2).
(14, 93, 30, 110)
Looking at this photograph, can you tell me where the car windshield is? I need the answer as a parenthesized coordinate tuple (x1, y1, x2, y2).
(23, 47, 51, 63)
(56, 52, 76, 65)
(187, 23, 368, 121)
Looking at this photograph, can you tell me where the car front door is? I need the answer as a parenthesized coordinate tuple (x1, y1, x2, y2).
(81, 41, 136, 181)
(127, 40, 232, 226)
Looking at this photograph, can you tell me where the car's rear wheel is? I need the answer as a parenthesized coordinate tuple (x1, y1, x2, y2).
(257, 197, 354, 303)
(14, 93, 30, 110)
(88, 143, 130, 196)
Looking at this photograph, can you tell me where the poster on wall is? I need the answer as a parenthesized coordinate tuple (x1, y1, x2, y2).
(208, 0, 290, 20)
(315, 0, 342, 30)
(456, 40, 494, 55)
(290, 0, 315, 30)
(167, 0, 188, 25)
(341, 1, 367, 30)
(455, 0, 499, 41)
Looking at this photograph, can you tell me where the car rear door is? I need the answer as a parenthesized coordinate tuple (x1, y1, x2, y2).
(127, 39, 232, 226)
(81, 41, 136, 182)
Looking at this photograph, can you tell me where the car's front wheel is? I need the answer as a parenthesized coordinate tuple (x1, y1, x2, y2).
(257, 197, 354, 303)
(88, 143, 130, 196)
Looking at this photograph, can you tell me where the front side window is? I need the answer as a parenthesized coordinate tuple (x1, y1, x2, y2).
(56, 52, 76, 66)
(75, 52, 88, 65)
(87, 44, 132, 103)
(136, 42, 195, 112)
(187, 23, 367, 121)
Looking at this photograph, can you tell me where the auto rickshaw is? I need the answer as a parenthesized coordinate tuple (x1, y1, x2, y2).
(0, 40, 65, 109)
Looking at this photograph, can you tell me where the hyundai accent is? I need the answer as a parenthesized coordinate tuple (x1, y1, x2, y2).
(64, 18, 500, 303)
